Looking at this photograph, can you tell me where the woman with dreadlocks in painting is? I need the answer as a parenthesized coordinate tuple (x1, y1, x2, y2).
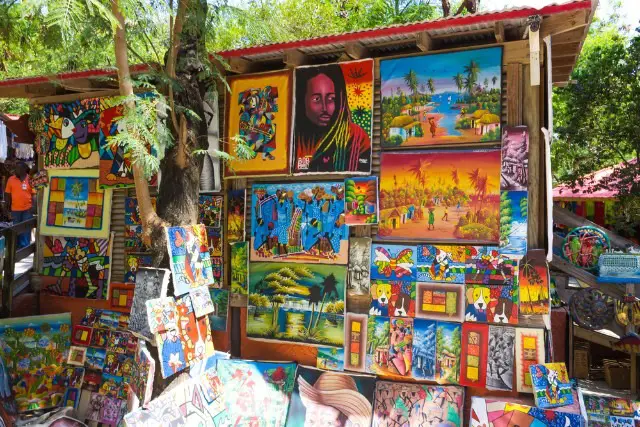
(294, 64, 371, 173)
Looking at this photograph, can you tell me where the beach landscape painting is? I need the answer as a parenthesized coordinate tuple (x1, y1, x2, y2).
(380, 47, 502, 147)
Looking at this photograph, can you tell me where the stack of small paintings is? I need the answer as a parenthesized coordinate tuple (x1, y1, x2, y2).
(470, 397, 582, 427)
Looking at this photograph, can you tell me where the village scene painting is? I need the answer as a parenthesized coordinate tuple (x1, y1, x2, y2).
(247, 262, 346, 347)
(380, 47, 502, 147)
(378, 149, 501, 243)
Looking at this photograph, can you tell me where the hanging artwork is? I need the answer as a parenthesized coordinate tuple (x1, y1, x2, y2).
(499, 191, 528, 257)
(378, 149, 501, 243)
(486, 325, 515, 391)
(225, 69, 292, 177)
(125, 195, 157, 252)
(366, 316, 390, 374)
(380, 47, 503, 147)
(125, 197, 156, 224)
(124, 253, 153, 283)
(108, 283, 135, 312)
(373, 381, 464, 427)
(40, 169, 113, 239)
(317, 347, 345, 371)
(459, 322, 488, 388)
(251, 181, 349, 264)
(218, 359, 297, 426)
(417, 244, 466, 283)
(519, 249, 550, 315)
(202, 89, 222, 192)
(247, 262, 346, 347)
(529, 362, 573, 409)
(344, 312, 368, 373)
(41, 234, 113, 299)
(464, 283, 519, 324)
(176, 294, 214, 365)
(561, 226, 610, 271)
(166, 224, 215, 295)
(469, 397, 583, 427)
(199, 194, 223, 228)
(86, 347, 106, 370)
(130, 341, 155, 408)
(465, 246, 517, 286)
(416, 282, 465, 322)
(230, 241, 249, 296)
(515, 327, 546, 393)
(227, 189, 246, 242)
(501, 126, 529, 191)
(347, 237, 372, 314)
(208, 288, 229, 331)
(388, 317, 413, 376)
(610, 416, 635, 427)
(67, 345, 87, 366)
(436, 321, 461, 384)
(31, 170, 49, 189)
(287, 365, 375, 427)
(388, 281, 416, 317)
(128, 267, 170, 342)
(370, 244, 417, 282)
(190, 286, 215, 317)
(146, 297, 178, 334)
(344, 176, 378, 225)
(412, 318, 437, 381)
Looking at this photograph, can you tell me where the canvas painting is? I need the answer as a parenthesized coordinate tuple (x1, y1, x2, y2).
(366, 315, 390, 375)
(515, 327, 546, 393)
(155, 325, 186, 379)
(125, 196, 157, 226)
(230, 241, 249, 296)
(86, 347, 106, 370)
(388, 317, 413, 376)
(417, 244, 466, 283)
(501, 126, 529, 191)
(344, 312, 368, 373)
(124, 253, 153, 283)
(166, 224, 215, 295)
(469, 397, 583, 427)
(108, 283, 135, 312)
(380, 46, 503, 147)
(486, 325, 515, 391)
(199, 194, 223, 228)
(72, 324, 92, 346)
(436, 321, 461, 384)
(459, 322, 488, 388)
(519, 249, 550, 315)
(464, 284, 519, 324)
(250, 182, 349, 264)
(67, 345, 87, 366)
(247, 262, 346, 347)
(292, 59, 373, 174)
(369, 281, 415, 317)
(125, 197, 156, 252)
(412, 318, 436, 380)
(31, 170, 49, 189)
(128, 267, 170, 341)
(373, 381, 464, 427)
(225, 69, 292, 177)
(130, 341, 155, 407)
(370, 244, 417, 282)
(378, 149, 501, 243)
(465, 246, 517, 285)
(611, 416, 635, 427)
(317, 346, 345, 371)
(208, 288, 229, 332)
(416, 282, 465, 322)
(175, 294, 213, 367)
(347, 237, 372, 314)
(529, 362, 573, 409)
(40, 169, 113, 239)
(580, 391, 611, 424)
(228, 189, 246, 242)
(344, 176, 378, 224)
(500, 191, 528, 257)
(218, 359, 297, 426)
(146, 297, 178, 334)
(41, 234, 113, 299)
(190, 286, 215, 317)
(287, 365, 375, 427)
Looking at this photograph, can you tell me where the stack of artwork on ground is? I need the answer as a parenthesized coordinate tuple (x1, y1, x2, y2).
(470, 397, 582, 426)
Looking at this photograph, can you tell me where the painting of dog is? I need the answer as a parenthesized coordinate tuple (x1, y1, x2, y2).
(369, 281, 392, 316)
(388, 281, 416, 317)
(465, 285, 491, 322)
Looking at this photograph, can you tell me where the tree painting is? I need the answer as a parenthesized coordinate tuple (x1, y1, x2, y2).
(499, 191, 528, 257)
(344, 176, 378, 225)
(230, 242, 249, 295)
(436, 322, 461, 385)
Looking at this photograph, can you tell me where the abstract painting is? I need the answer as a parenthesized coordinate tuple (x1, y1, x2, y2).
(580, 391, 612, 424)
(176, 294, 214, 365)
(486, 325, 515, 391)
(166, 224, 215, 295)
(370, 244, 417, 282)
(417, 244, 466, 283)
(347, 237, 372, 314)
(218, 359, 296, 426)
(41, 234, 113, 299)
(499, 191, 528, 257)
(465, 246, 517, 285)
(292, 59, 373, 174)
(287, 365, 375, 427)
(380, 47, 503, 147)
(208, 288, 229, 332)
(519, 249, 550, 315)
(40, 169, 113, 239)
(130, 341, 155, 408)
(373, 381, 464, 427)
(460, 322, 488, 388)
(251, 181, 349, 264)
(124, 197, 156, 252)
(124, 253, 153, 283)
(225, 69, 292, 177)
(344, 176, 378, 224)
(317, 346, 344, 371)
(501, 126, 529, 191)
(412, 318, 436, 381)
(515, 327, 546, 393)
(190, 286, 215, 317)
(227, 189, 246, 242)
(416, 282, 465, 322)
(146, 297, 178, 334)
(108, 283, 135, 312)
(230, 241, 249, 296)
(464, 283, 519, 324)
(529, 362, 573, 409)
(125, 197, 157, 225)
(378, 149, 501, 243)
(247, 262, 346, 347)
(344, 312, 368, 373)
(436, 321, 461, 384)
(199, 194, 223, 228)
(128, 267, 170, 341)
(469, 397, 583, 427)
(86, 347, 106, 370)
(388, 317, 413, 377)
(611, 416, 635, 427)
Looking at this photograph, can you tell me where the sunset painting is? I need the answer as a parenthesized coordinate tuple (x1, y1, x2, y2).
(378, 149, 501, 244)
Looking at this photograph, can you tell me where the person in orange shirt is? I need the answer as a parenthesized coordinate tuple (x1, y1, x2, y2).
(5, 163, 34, 248)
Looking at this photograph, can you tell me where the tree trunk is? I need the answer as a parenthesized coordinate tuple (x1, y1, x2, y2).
(441, 0, 451, 17)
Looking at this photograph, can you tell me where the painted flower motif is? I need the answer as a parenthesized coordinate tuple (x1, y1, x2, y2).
(16, 358, 30, 371)
(59, 324, 70, 333)
(37, 337, 50, 348)
(23, 328, 36, 338)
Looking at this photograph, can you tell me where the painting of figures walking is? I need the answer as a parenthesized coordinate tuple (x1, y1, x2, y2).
(344, 176, 379, 224)
(501, 126, 529, 191)
(347, 237, 372, 314)
(247, 262, 346, 347)
(378, 149, 501, 244)
(251, 182, 349, 264)
(380, 47, 502, 147)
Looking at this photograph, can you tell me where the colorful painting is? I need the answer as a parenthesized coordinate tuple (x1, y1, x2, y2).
(436, 321, 461, 384)
(86, 347, 106, 370)
(108, 282, 134, 312)
(31, 170, 49, 189)
(366, 316, 390, 375)
(378, 149, 501, 243)
(155, 327, 186, 379)
(210, 255, 223, 288)
(373, 381, 464, 427)
(412, 318, 437, 381)
(41, 234, 113, 299)
(40, 169, 113, 239)
(344, 176, 378, 224)
(416, 282, 465, 322)
(380, 47, 503, 147)
(0, 313, 71, 413)
(72, 324, 92, 346)
(228, 189, 246, 242)
(247, 262, 346, 347)
(146, 297, 178, 334)
(486, 325, 515, 391)
(67, 345, 87, 366)
(219, 359, 296, 426)
(460, 322, 488, 388)
(208, 288, 229, 332)
(347, 237, 371, 314)
(125, 196, 156, 225)
(375, 281, 415, 317)
(417, 244, 466, 283)
(128, 267, 170, 342)
(251, 181, 349, 264)
(199, 194, 223, 228)
(124, 253, 153, 283)
(287, 365, 375, 427)
(529, 362, 573, 409)
(166, 224, 215, 295)
(464, 284, 519, 324)
(501, 126, 529, 191)
(515, 327, 546, 393)
(469, 397, 583, 427)
(225, 70, 292, 177)
(500, 191, 528, 257)
(130, 341, 155, 407)
(370, 244, 417, 282)
(230, 241, 249, 296)
(580, 391, 611, 424)
(189, 286, 215, 317)
(611, 416, 635, 427)
(519, 249, 550, 315)
(317, 347, 345, 371)
(344, 312, 368, 373)
(388, 317, 413, 376)
(465, 246, 518, 285)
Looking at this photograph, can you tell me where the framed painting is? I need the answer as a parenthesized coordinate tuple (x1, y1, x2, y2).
(40, 169, 113, 239)
(417, 244, 466, 284)
(247, 262, 346, 347)
(344, 312, 368, 373)
(292, 59, 373, 174)
(317, 346, 344, 371)
(250, 182, 349, 264)
(366, 316, 413, 377)
(199, 194, 223, 228)
(108, 283, 135, 312)
(464, 283, 518, 324)
(370, 243, 417, 282)
(125, 196, 157, 225)
(515, 327, 545, 393)
(459, 322, 488, 388)
(412, 318, 436, 380)
(530, 362, 573, 409)
(486, 325, 515, 391)
(519, 249, 550, 315)
(189, 286, 215, 318)
(225, 69, 292, 178)
(124, 253, 153, 283)
(499, 191, 528, 257)
(166, 224, 215, 295)
(230, 241, 249, 296)
(380, 46, 503, 148)
(347, 237, 372, 314)
(416, 282, 465, 322)
(436, 321, 461, 385)
(125, 197, 156, 253)
(465, 246, 518, 286)
(208, 288, 229, 332)
(344, 176, 378, 225)
(378, 149, 501, 243)
(67, 345, 87, 366)
(369, 280, 415, 317)
(227, 189, 246, 242)
(501, 126, 529, 191)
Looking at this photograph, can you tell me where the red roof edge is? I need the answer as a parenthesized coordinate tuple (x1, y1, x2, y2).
(218, 0, 592, 58)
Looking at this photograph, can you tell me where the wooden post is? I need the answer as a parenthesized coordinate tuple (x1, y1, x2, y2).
(506, 63, 523, 126)
(523, 63, 541, 249)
